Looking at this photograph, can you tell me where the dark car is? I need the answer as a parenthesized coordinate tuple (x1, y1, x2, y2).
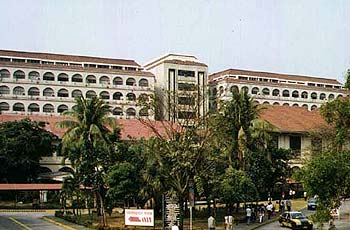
(279, 211, 313, 230)
(307, 198, 317, 210)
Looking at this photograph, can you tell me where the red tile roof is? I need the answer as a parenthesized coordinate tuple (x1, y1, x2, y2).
(259, 106, 328, 133)
(0, 49, 140, 67)
(0, 115, 172, 140)
(0, 183, 62, 190)
(209, 69, 341, 85)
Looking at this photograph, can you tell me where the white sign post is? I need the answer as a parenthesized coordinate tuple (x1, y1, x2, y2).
(125, 209, 154, 227)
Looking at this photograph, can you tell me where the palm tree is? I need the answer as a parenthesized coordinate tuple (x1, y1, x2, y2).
(57, 96, 119, 227)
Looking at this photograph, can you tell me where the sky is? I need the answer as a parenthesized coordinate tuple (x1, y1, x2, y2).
(1, 0, 350, 82)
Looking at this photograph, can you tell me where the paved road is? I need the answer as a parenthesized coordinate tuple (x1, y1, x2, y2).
(0, 212, 71, 230)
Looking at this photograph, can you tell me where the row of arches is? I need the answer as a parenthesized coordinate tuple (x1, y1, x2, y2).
(213, 85, 342, 101)
(257, 101, 319, 110)
(0, 69, 150, 87)
(0, 85, 149, 101)
(0, 102, 149, 116)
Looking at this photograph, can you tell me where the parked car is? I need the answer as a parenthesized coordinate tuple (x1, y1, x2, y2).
(279, 211, 313, 230)
(307, 198, 317, 210)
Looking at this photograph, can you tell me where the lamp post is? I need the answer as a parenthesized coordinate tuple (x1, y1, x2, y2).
(189, 178, 195, 230)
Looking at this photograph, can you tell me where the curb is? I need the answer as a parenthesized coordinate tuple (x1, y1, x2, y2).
(42, 216, 77, 230)
(0, 209, 56, 212)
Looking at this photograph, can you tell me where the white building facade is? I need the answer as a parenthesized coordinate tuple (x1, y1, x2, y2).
(144, 54, 208, 122)
(0, 50, 155, 119)
(209, 69, 348, 111)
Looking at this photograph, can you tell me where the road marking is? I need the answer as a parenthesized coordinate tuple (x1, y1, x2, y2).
(42, 217, 77, 230)
(9, 217, 32, 230)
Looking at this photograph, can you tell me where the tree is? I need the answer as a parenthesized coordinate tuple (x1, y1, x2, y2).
(343, 69, 350, 90)
(57, 96, 120, 227)
(0, 118, 56, 182)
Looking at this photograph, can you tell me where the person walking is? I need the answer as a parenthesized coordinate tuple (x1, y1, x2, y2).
(224, 213, 233, 230)
(208, 215, 215, 230)
(266, 202, 273, 220)
(286, 199, 292, 211)
(246, 206, 252, 225)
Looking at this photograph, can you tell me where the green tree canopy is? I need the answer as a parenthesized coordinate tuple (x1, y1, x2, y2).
(0, 118, 56, 182)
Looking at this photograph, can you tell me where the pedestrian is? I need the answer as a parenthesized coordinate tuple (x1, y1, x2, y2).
(208, 215, 215, 230)
(286, 199, 292, 211)
(258, 204, 265, 223)
(279, 201, 285, 213)
(266, 202, 273, 219)
(246, 205, 252, 225)
(224, 213, 233, 230)
(274, 201, 279, 213)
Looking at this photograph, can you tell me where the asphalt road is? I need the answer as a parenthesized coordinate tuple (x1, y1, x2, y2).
(0, 212, 66, 230)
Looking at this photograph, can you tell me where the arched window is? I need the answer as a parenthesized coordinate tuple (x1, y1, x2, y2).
(212, 88, 217, 96)
(301, 91, 308, 99)
(43, 87, 55, 97)
(292, 91, 299, 98)
(28, 87, 39, 96)
(230, 85, 239, 94)
(113, 77, 123, 86)
(302, 104, 308, 110)
(0, 85, 10, 95)
(0, 69, 10, 79)
(273, 102, 280, 106)
(72, 89, 83, 98)
(126, 108, 136, 116)
(43, 72, 55, 81)
(283, 103, 289, 107)
(241, 86, 249, 93)
(58, 73, 69, 82)
(28, 103, 40, 112)
(338, 95, 343, 98)
(126, 92, 136, 101)
(13, 103, 25, 112)
(253, 100, 260, 105)
(262, 88, 270, 95)
(328, 94, 335, 100)
(86, 75, 96, 84)
(57, 88, 69, 97)
(320, 93, 326, 100)
(13, 86, 25, 95)
(28, 71, 40, 81)
(100, 91, 110, 100)
(126, 78, 136, 86)
(263, 101, 270, 105)
(272, 89, 279, 96)
(219, 86, 224, 95)
(43, 104, 54, 113)
(86, 90, 97, 98)
(72, 74, 83, 83)
(113, 92, 123, 100)
(99, 76, 110, 85)
(57, 104, 68, 113)
(311, 105, 318, 111)
(0, 102, 10, 111)
(282, 90, 290, 97)
(14, 70, 25, 80)
(292, 104, 299, 107)
(139, 78, 149, 87)
(112, 107, 123, 116)
(311, 92, 317, 100)
(251, 87, 259, 95)
(139, 108, 149, 116)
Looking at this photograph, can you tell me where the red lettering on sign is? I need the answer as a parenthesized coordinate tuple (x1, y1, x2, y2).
(128, 217, 141, 222)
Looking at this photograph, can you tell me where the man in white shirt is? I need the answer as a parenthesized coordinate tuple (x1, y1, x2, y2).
(208, 215, 215, 230)
(266, 202, 274, 219)
(246, 206, 252, 225)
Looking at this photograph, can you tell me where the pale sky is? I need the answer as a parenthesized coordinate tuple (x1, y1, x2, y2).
(1, 0, 350, 82)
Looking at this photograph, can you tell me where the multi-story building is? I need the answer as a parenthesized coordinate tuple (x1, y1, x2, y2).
(144, 54, 208, 122)
(209, 69, 348, 111)
(0, 50, 155, 119)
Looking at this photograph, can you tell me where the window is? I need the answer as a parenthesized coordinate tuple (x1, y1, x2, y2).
(97, 65, 109, 69)
(28, 103, 40, 112)
(178, 83, 196, 91)
(112, 66, 123, 70)
(178, 111, 196, 119)
(57, 89, 69, 97)
(43, 88, 55, 97)
(238, 76, 248, 80)
(43, 104, 54, 113)
(0, 102, 9, 111)
(13, 86, 25, 95)
(56, 62, 68, 66)
(178, 96, 195, 105)
(302, 104, 308, 110)
(311, 92, 317, 99)
(100, 91, 110, 100)
(42, 61, 54, 65)
(126, 108, 136, 116)
(29, 71, 40, 81)
(43, 72, 55, 81)
(113, 107, 123, 115)
(86, 75, 96, 84)
(273, 102, 280, 106)
(328, 94, 335, 100)
(57, 104, 68, 113)
(0, 85, 10, 95)
(0, 69, 10, 79)
(13, 103, 25, 112)
(72, 90, 82, 98)
(311, 105, 317, 110)
(262, 88, 270, 95)
(230, 86, 239, 94)
(12, 58, 25, 63)
(292, 90, 299, 98)
(113, 92, 123, 100)
(282, 90, 290, 97)
(58, 73, 69, 82)
(126, 93, 136, 101)
(320, 93, 326, 100)
(251, 87, 259, 95)
(86, 90, 97, 98)
(301, 91, 308, 99)
(28, 87, 40, 96)
(272, 89, 279, 96)
(99, 76, 110, 85)
(178, 70, 195, 77)
(113, 77, 123, 85)
(0, 58, 10, 62)
(72, 74, 83, 83)
(241, 86, 248, 93)
(290, 136, 301, 157)
(125, 67, 136, 71)
(126, 78, 136, 86)
(139, 79, 149, 87)
(13, 70, 25, 80)
(308, 83, 315, 87)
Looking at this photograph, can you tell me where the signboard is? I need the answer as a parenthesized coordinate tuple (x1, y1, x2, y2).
(164, 195, 180, 228)
(125, 209, 154, 227)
